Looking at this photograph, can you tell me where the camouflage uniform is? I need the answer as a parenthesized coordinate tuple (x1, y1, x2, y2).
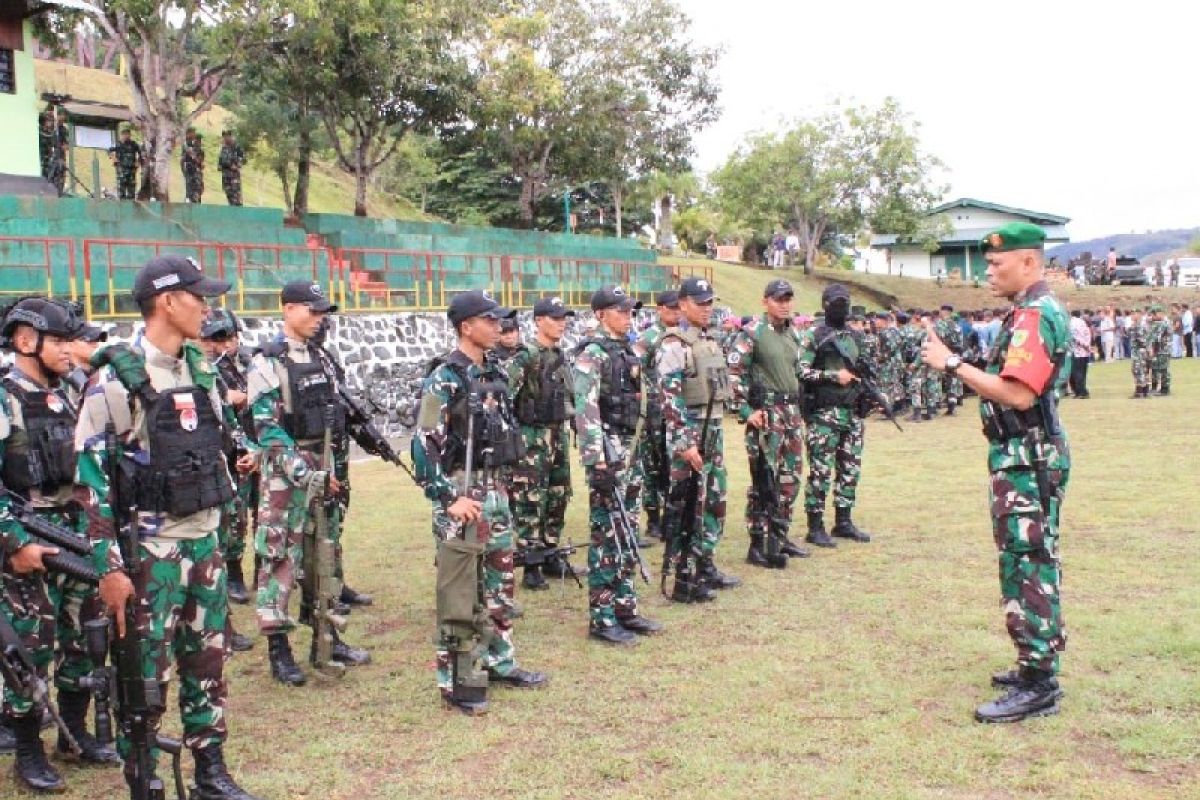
(877, 325, 905, 407)
(632, 322, 669, 532)
(76, 338, 235, 754)
(217, 141, 247, 206)
(978, 280, 1071, 677)
(727, 316, 805, 555)
(937, 317, 965, 407)
(109, 138, 144, 200)
(212, 347, 256, 570)
(904, 323, 926, 413)
(181, 133, 205, 203)
(507, 342, 573, 560)
(1129, 318, 1152, 395)
(798, 327, 866, 517)
(1149, 316, 1172, 393)
(412, 349, 530, 700)
(39, 119, 68, 196)
(573, 332, 645, 631)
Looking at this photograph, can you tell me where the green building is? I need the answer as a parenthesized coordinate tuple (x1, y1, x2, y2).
(0, 4, 44, 191)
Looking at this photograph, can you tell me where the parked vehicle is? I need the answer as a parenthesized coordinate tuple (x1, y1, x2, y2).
(1176, 257, 1200, 288)
(1112, 256, 1147, 286)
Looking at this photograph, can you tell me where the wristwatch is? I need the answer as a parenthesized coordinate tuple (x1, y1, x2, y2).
(944, 355, 962, 373)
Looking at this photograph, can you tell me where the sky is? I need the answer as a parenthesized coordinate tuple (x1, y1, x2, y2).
(683, 0, 1198, 240)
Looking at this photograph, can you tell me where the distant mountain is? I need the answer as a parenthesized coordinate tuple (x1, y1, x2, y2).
(1048, 228, 1199, 262)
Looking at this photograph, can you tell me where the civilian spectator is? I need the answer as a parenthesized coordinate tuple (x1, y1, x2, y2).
(1068, 310, 1092, 399)
(1100, 307, 1116, 362)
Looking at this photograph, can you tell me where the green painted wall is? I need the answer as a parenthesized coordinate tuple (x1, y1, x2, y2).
(0, 22, 41, 178)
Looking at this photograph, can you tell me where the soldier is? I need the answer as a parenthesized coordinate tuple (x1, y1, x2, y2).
(507, 296, 576, 591)
(921, 222, 1071, 723)
(217, 130, 248, 207)
(80, 256, 260, 797)
(1148, 305, 1172, 395)
(108, 127, 145, 201)
(937, 305, 965, 414)
(245, 282, 369, 686)
(573, 286, 663, 644)
(658, 276, 741, 602)
(632, 290, 680, 543)
(0, 298, 120, 793)
(727, 279, 809, 569)
(918, 311, 944, 420)
(38, 111, 69, 196)
(797, 284, 874, 548)
(181, 127, 205, 204)
(492, 316, 522, 365)
(411, 290, 548, 714)
(903, 312, 926, 422)
(1129, 307, 1152, 398)
(877, 312, 905, 411)
(64, 320, 107, 408)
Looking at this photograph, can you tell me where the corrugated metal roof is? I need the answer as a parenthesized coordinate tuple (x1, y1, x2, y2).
(928, 197, 1071, 225)
(871, 224, 1070, 249)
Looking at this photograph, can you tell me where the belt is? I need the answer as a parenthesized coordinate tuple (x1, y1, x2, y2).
(762, 391, 801, 405)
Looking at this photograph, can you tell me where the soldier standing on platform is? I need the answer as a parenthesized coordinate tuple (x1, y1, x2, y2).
(218, 130, 248, 207)
(108, 127, 145, 201)
(181, 127, 205, 204)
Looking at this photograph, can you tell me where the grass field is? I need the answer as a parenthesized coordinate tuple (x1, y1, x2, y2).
(6, 360, 1199, 800)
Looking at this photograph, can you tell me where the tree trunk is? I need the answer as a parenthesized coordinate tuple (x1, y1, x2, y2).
(657, 194, 674, 253)
(293, 127, 312, 218)
(353, 136, 370, 217)
(147, 118, 176, 202)
(277, 165, 292, 216)
(613, 185, 624, 238)
(517, 174, 536, 229)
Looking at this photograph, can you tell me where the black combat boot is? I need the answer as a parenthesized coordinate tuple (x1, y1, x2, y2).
(267, 633, 306, 687)
(922, 409, 934, 421)
(228, 625, 254, 653)
(339, 585, 374, 607)
(746, 534, 787, 569)
(619, 616, 664, 636)
(830, 507, 872, 543)
(191, 743, 262, 800)
(779, 535, 810, 558)
(975, 667, 1063, 723)
(990, 668, 1021, 688)
(671, 569, 717, 603)
(225, 559, 249, 605)
(10, 713, 65, 793)
(805, 511, 836, 548)
(945, 400, 956, 416)
(645, 509, 663, 540)
(698, 556, 742, 589)
(522, 565, 549, 591)
(1159, 385, 1170, 396)
(488, 668, 550, 689)
(906, 407, 922, 422)
(589, 624, 638, 646)
(55, 689, 120, 765)
(0, 716, 15, 755)
(317, 629, 371, 667)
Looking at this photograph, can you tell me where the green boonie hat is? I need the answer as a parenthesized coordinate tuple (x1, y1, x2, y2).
(981, 222, 1046, 253)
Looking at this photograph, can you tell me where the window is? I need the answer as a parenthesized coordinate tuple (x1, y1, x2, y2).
(0, 49, 14, 94)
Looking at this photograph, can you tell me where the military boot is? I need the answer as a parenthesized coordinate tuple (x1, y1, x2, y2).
(191, 743, 262, 800)
(922, 409, 934, 421)
(645, 509, 663, 540)
(975, 668, 1063, 723)
(315, 629, 371, 667)
(10, 713, 65, 794)
(945, 400, 956, 416)
(55, 689, 120, 766)
(0, 716, 15, 755)
(779, 535, 810, 558)
(830, 507, 872, 543)
(805, 511, 836, 548)
(267, 633, 306, 687)
(990, 668, 1022, 688)
(746, 534, 787, 569)
(698, 556, 742, 589)
(1158, 385, 1170, 396)
(906, 407, 922, 422)
(228, 624, 254, 653)
(225, 559, 249, 605)
(671, 569, 717, 603)
(339, 585, 374, 607)
(522, 565, 549, 591)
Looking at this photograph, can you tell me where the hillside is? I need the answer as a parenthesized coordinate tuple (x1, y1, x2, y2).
(1048, 227, 1199, 262)
(35, 60, 431, 221)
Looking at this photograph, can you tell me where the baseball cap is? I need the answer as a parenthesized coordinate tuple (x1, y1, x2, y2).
(655, 290, 680, 308)
(679, 276, 715, 303)
(447, 290, 515, 324)
(533, 296, 575, 319)
(764, 279, 794, 299)
(280, 281, 338, 313)
(821, 283, 850, 305)
(78, 323, 108, 343)
(590, 285, 642, 312)
(131, 255, 231, 303)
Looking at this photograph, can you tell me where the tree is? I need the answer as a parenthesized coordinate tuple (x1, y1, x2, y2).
(42, 1, 281, 201)
(631, 170, 699, 252)
(712, 99, 944, 274)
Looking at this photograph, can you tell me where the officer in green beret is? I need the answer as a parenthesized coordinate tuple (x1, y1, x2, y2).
(922, 222, 1072, 723)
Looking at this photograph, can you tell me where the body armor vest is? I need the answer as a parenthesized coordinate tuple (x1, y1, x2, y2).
(810, 326, 862, 409)
(664, 327, 732, 409)
(439, 351, 523, 472)
(578, 337, 642, 435)
(264, 342, 345, 441)
(514, 346, 571, 426)
(135, 386, 235, 517)
(1, 378, 77, 494)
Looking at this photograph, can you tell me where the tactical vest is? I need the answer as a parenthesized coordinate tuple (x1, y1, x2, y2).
(577, 336, 642, 435)
(0, 379, 77, 494)
(810, 326, 862, 409)
(135, 386, 235, 518)
(514, 345, 572, 426)
(263, 342, 346, 441)
(749, 319, 801, 395)
(663, 327, 732, 409)
(438, 351, 523, 472)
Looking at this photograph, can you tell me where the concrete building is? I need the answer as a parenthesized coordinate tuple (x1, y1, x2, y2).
(0, 4, 44, 190)
(865, 198, 1070, 281)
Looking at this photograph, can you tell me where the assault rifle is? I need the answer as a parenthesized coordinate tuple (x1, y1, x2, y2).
(749, 428, 788, 568)
(825, 337, 903, 432)
(2, 490, 100, 583)
(0, 611, 81, 756)
(513, 543, 583, 589)
(105, 424, 185, 800)
(661, 372, 718, 600)
(599, 430, 650, 585)
(337, 384, 417, 481)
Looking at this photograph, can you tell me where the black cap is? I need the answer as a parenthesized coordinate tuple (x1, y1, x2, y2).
(499, 316, 519, 332)
(201, 308, 240, 339)
(79, 323, 108, 343)
(533, 296, 575, 319)
(132, 255, 230, 303)
(280, 281, 337, 312)
(895, 311, 909, 324)
(679, 276, 715, 302)
(821, 283, 850, 305)
(655, 290, 680, 308)
(447, 290, 515, 324)
(764, 279, 794, 299)
(940, 304, 954, 312)
(590, 285, 642, 312)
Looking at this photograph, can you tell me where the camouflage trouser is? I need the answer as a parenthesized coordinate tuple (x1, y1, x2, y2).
(510, 423, 572, 551)
(586, 435, 643, 630)
(184, 168, 203, 203)
(43, 158, 66, 195)
(990, 466, 1070, 674)
(922, 367, 944, 413)
(664, 423, 726, 557)
(228, 471, 257, 565)
(116, 168, 137, 200)
(942, 372, 963, 404)
(905, 367, 923, 409)
(1131, 355, 1150, 389)
(124, 533, 228, 754)
(222, 172, 243, 206)
(434, 475, 518, 694)
(1151, 357, 1170, 391)
(636, 413, 668, 519)
(1, 510, 99, 716)
(803, 406, 864, 513)
(744, 402, 803, 541)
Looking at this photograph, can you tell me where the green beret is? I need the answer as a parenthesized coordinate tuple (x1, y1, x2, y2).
(981, 222, 1047, 253)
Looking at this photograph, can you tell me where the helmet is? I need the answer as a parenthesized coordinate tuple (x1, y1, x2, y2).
(1, 297, 84, 343)
(200, 308, 241, 340)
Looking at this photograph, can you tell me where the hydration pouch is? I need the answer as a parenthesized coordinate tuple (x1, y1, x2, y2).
(436, 537, 487, 632)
